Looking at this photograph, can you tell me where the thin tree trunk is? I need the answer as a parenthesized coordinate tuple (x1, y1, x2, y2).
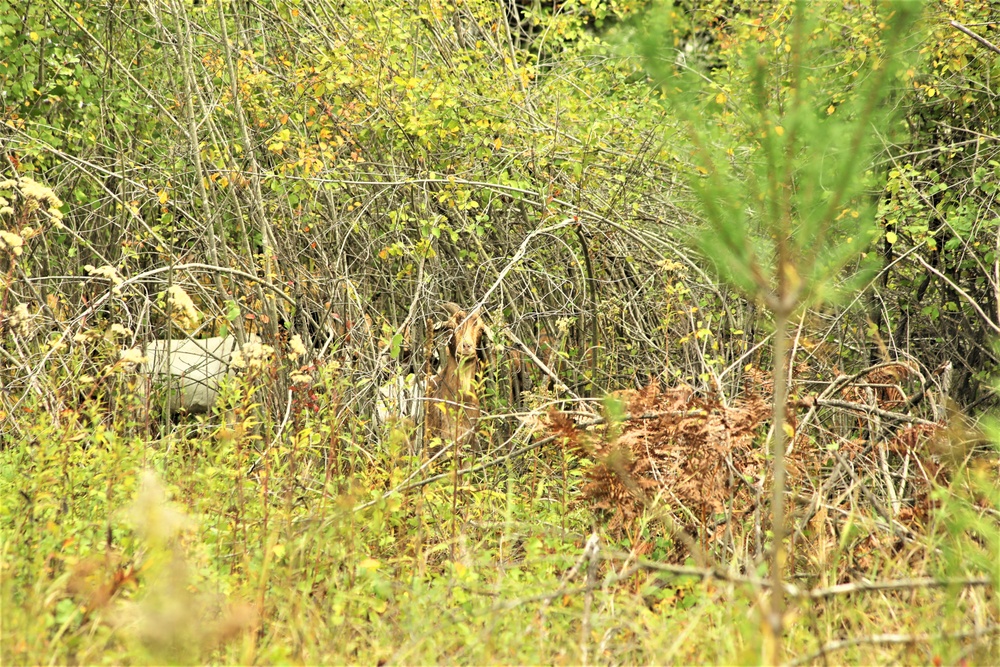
(767, 307, 790, 664)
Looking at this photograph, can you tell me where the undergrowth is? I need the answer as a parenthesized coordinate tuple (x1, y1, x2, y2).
(1, 3, 998, 663)
(1, 360, 996, 665)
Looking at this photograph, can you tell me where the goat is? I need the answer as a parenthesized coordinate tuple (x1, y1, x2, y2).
(425, 302, 489, 452)
(141, 334, 266, 415)
(142, 335, 239, 414)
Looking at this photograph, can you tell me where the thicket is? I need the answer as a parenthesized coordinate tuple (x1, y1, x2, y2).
(1, 0, 997, 664)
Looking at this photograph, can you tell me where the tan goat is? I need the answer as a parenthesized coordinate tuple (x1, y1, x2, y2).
(425, 302, 488, 452)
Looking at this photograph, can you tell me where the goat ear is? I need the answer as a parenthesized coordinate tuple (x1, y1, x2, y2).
(441, 301, 462, 317)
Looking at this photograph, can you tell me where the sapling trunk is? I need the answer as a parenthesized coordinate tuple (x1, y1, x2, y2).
(767, 307, 791, 664)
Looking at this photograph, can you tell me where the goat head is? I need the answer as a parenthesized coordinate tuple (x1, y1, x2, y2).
(425, 302, 489, 453)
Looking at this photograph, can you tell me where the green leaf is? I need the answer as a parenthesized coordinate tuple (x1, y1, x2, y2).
(390, 333, 403, 360)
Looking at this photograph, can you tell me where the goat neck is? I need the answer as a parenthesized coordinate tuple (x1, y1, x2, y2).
(438, 348, 478, 399)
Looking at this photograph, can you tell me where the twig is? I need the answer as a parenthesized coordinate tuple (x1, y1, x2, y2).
(801, 577, 993, 599)
(951, 20, 1000, 56)
(829, 449, 912, 537)
(789, 368, 871, 456)
(502, 325, 584, 404)
(471, 218, 576, 314)
(49, 0, 190, 136)
(112, 263, 299, 309)
(789, 624, 1000, 666)
(519, 532, 602, 657)
(913, 255, 1000, 336)
(814, 398, 937, 426)
(607, 552, 766, 587)
(272, 389, 294, 442)
(247, 390, 294, 476)
(608, 551, 993, 600)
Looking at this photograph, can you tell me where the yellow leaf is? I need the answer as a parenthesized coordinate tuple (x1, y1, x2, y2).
(715, 92, 726, 104)
(885, 231, 898, 244)
(272, 544, 286, 559)
(157, 190, 168, 204)
(827, 105, 835, 115)
(774, 126, 785, 136)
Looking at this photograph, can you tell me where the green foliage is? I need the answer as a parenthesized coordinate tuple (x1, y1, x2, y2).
(2, 371, 997, 664)
(634, 0, 920, 312)
(872, 0, 1000, 399)
(2, 0, 999, 664)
